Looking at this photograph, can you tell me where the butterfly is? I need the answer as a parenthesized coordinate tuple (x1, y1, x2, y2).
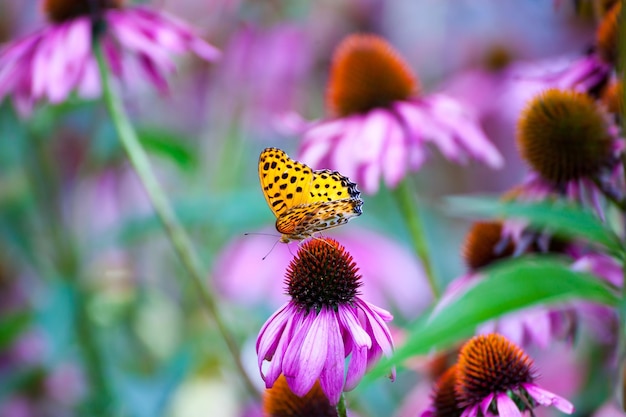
(258, 147, 363, 243)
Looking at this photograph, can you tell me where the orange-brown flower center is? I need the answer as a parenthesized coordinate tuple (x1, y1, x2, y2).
(602, 80, 623, 117)
(43, 0, 124, 23)
(327, 34, 418, 117)
(286, 238, 361, 313)
(462, 221, 515, 270)
(456, 334, 535, 408)
(516, 89, 614, 183)
(264, 375, 337, 417)
(597, 2, 621, 65)
(430, 365, 463, 417)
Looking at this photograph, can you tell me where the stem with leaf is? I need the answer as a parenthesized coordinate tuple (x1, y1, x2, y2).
(93, 41, 259, 399)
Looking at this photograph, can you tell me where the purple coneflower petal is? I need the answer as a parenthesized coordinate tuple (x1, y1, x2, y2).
(319, 310, 345, 405)
(381, 113, 408, 188)
(523, 383, 575, 414)
(284, 310, 328, 396)
(479, 393, 495, 416)
(257, 303, 291, 363)
(496, 392, 522, 417)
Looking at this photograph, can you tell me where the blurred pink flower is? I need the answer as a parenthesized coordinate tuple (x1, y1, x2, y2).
(290, 33, 502, 195)
(44, 362, 86, 406)
(213, 23, 312, 136)
(0, 1, 219, 116)
(213, 228, 431, 319)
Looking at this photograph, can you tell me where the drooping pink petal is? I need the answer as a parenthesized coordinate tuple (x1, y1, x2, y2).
(256, 303, 291, 362)
(523, 383, 575, 414)
(283, 310, 329, 396)
(495, 392, 522, 417)
(318, 309, 345, 405)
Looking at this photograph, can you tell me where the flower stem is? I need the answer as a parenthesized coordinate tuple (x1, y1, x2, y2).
(392, 179, 440, 299)
(93, 42, 259, 399)
(337, 394, 348, 417)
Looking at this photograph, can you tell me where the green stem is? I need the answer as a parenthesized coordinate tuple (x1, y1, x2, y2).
(392, 179, 440, 299)
(93, 42, 259, 399)
(337, 394, 348, 417)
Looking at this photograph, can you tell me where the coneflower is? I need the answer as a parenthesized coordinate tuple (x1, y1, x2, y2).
(455, 334, 574, 417)
(256, 237, 394, 405)
(0, 0, 219, 116)
(294, 33, 502, 194)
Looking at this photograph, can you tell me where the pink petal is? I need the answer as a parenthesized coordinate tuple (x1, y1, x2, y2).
(283, 311, 328, 396)
(318, 310, 345, 405)
(496, 393, 522, 417)
(523, 383, 575, 414)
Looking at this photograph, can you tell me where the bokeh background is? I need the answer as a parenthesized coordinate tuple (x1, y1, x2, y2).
(0, 1, 611, 416)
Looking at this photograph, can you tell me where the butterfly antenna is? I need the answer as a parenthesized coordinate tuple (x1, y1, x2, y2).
(262, 238, 282, 261)
(243, 232, 281, 238)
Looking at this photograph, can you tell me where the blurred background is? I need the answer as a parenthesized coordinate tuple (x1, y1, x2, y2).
(0, 1, 608, 416)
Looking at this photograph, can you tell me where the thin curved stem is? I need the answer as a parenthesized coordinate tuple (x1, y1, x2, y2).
(93, 42, 259, 399)
(392, 179, 440, 299)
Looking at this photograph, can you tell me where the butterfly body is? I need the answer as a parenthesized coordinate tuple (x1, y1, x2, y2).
(258, 147, 362, 242)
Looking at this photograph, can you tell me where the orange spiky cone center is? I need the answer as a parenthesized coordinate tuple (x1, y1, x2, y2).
(597, 2, 621, 65)
(327, 34, 418, 117)
(456, 334, 535, 408)
(286, 238, 361, 313)
(462, 221, 515, 270)
(516, 89, 613, 183)
(263, 375, 337, 417)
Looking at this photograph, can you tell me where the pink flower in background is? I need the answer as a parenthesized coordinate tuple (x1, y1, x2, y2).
(213, 23, 312, 136)
(256, 238, 394, 405)
(0, 0, 220, 116)
(293, 33, 502, 194)
(213, 228, 431, 319)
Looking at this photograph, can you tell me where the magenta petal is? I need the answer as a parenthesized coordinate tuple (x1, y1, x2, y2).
(381, 115, 408, 188)
(283, 311, 328, 396)
(319, 310, 345, 405)
(264, 311, 301, 387)
(479, 393, 494, 416)
(256, 303, 291, 362)
(338, 306, 371, 348)
(496, 393, 522, 417)
(345, 345, 367, 391)
(461, 404, 480, 417)
(523, 383, 575, 414)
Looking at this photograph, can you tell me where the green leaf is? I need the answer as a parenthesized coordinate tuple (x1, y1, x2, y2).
(137, 128, 197, 170)
(0, 312, 30, 351)
(445, 195, 622, 254)
(365, 257, 619, 382)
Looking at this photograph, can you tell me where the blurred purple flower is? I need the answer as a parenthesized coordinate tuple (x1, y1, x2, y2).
(256, 238, 394, 405)
(213, 228, 431, 318)
(213, 23, 312, 136)
(0, 1, 219, 116)
(289, 33, 502, 195)
(44, 362, 86, 406)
